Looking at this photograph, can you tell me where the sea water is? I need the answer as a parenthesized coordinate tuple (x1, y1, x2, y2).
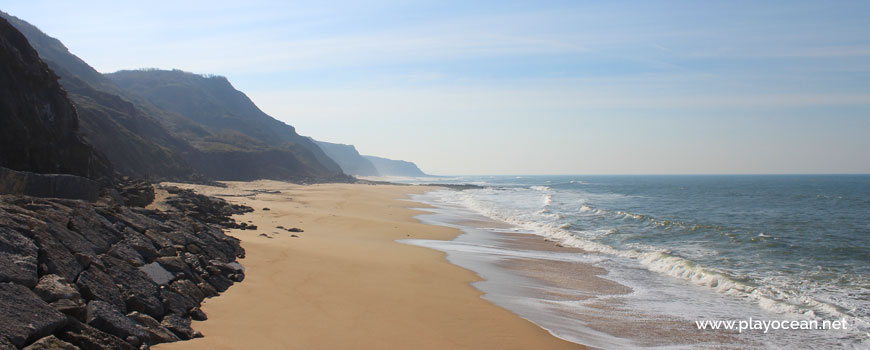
(392, 175, 869, 349)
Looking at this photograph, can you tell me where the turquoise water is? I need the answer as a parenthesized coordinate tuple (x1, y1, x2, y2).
(397, 175, 870, 348)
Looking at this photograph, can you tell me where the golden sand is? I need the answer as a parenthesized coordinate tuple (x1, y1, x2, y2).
(153, 181, 583, 350)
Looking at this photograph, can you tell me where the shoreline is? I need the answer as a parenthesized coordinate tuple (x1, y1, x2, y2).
(153, 181, 583, 349)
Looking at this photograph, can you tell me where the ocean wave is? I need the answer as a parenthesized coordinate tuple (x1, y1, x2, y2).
(428, 188, 862, 331)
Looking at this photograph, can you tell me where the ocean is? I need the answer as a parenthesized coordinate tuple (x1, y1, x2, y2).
(390, 175, 869, 349)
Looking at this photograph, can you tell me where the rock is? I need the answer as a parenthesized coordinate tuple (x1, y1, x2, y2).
(0, 168, 102, 202)
(34, 274, 80, 302)
(138, 262, 175, 285)
(0, 226, 38, 287)
(207, 274, 234, 293)
(85, 300, 148, 345)
(102, 256, 164, 318)
(116, 178, 155, 208)
(59, 320, 135, 350)
(76, 265, 126, 313)
(160, 314, 201, 340)
(291, 234, 299, 238)
(51, 298, 87, 321)
(0, 283, 67, 348)
(0, 337, 15, 350)
(169, 279, 205, 304)
(258, 233, 271, 238)
(287, 227, 303, 232)
(126, 312, 180, 344)
(262, 207, 270, 211)
(22, 335, 80, 350)
(185, 243, 201, 254)
(276, 225, 285, 229)
(189, 307, 207, 321)
(161, 290, 197, 316)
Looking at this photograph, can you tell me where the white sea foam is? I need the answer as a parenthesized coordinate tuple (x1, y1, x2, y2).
(422, 187, 863, 333)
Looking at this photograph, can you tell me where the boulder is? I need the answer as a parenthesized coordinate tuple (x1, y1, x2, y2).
(22, 335, 80, 350)
(32, 275, 80, 305)
(126, 312, 180, 344)
(0, 168, 101, 201)
(76, 265, 126, 313)
(188, 307, 207, 321)
(84, 300, 148, 346)
(0, 226, 38, 287)
(59, 320, 135, 350)
(0, 283, 67, 348)
(51, 298, 87, 322)
(160, 314, 202, 340)
(139, 262, 175, 286)
(160, 290, 197, 317)
(0, 337, 15, 350)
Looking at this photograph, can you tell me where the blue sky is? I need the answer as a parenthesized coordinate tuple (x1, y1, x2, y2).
(4, 0, 869, 174)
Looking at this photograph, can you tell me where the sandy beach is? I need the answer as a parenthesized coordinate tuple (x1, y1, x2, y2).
(152, 181, 583, 350)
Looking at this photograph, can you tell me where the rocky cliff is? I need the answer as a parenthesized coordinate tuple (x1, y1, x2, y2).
(106, 69, 350, 182)
(0, 16, 111, 181)
(1, 12, 351, 183)
(363, 155, 427, 177)
(314, 141, 380, 176)
(0, 16, 250, 349)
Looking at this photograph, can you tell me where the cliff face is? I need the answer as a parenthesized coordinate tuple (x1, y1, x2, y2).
(106, 70, 350, 182)
(0, 11, 203, 182)
(0, 16, 249, 349)
(363, 155, 427, 177)
(2, 12, 350, 183)
(314, 141, 380, 176)
(0, 17, 111, 181)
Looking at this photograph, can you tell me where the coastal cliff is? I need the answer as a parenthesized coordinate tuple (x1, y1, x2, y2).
(1, 11, 351, 184)
(0, 16, 250, 349)
(314, 141, 380, 176)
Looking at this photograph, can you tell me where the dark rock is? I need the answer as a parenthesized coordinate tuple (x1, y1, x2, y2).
(189, 307, 207, 321)
(0, 337, 15, 350)
(22, 335, 80, 350)
(85, 300, 148, 345)
(59, 320, 135, 350)
(246, 225, 257, 230)
(51, 298, 87, 322)
(161, 290, 197, 317)
(126, 312, 179, 344)
(0, 168, 102, 201)
(0, 283, 67, 348)
(291, 234, 299, 238)
(287, 227, 303, 232)
(102, 256, 164, 318)
(169, 279, 205, 304)
(185, 243, 201, 254)
(207, 274, 234, 293)
(0, 226, 38, 287)
(123, 228, 158, 263)
(139, 262, 175, 285)
(76, 265, 126, 312)
(117, 178, 155, 207)
(160, 314, 201, 340)
(34, 274, 80, 302)
(259, 233, 271, 238)
(262, 207, 270, 211)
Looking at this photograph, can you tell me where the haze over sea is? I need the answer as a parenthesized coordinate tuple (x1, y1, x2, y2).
(394, 175, 869, 349)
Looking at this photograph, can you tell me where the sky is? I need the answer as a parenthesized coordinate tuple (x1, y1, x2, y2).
(3, 0, 870, 175)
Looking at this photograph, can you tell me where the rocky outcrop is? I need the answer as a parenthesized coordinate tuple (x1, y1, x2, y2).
(314, 140, 380, 176)
(0, 187, 249, 349)
(0, 167, 102, 202)
(0, 17, 111, 181)
(363, 155, 427, 177)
